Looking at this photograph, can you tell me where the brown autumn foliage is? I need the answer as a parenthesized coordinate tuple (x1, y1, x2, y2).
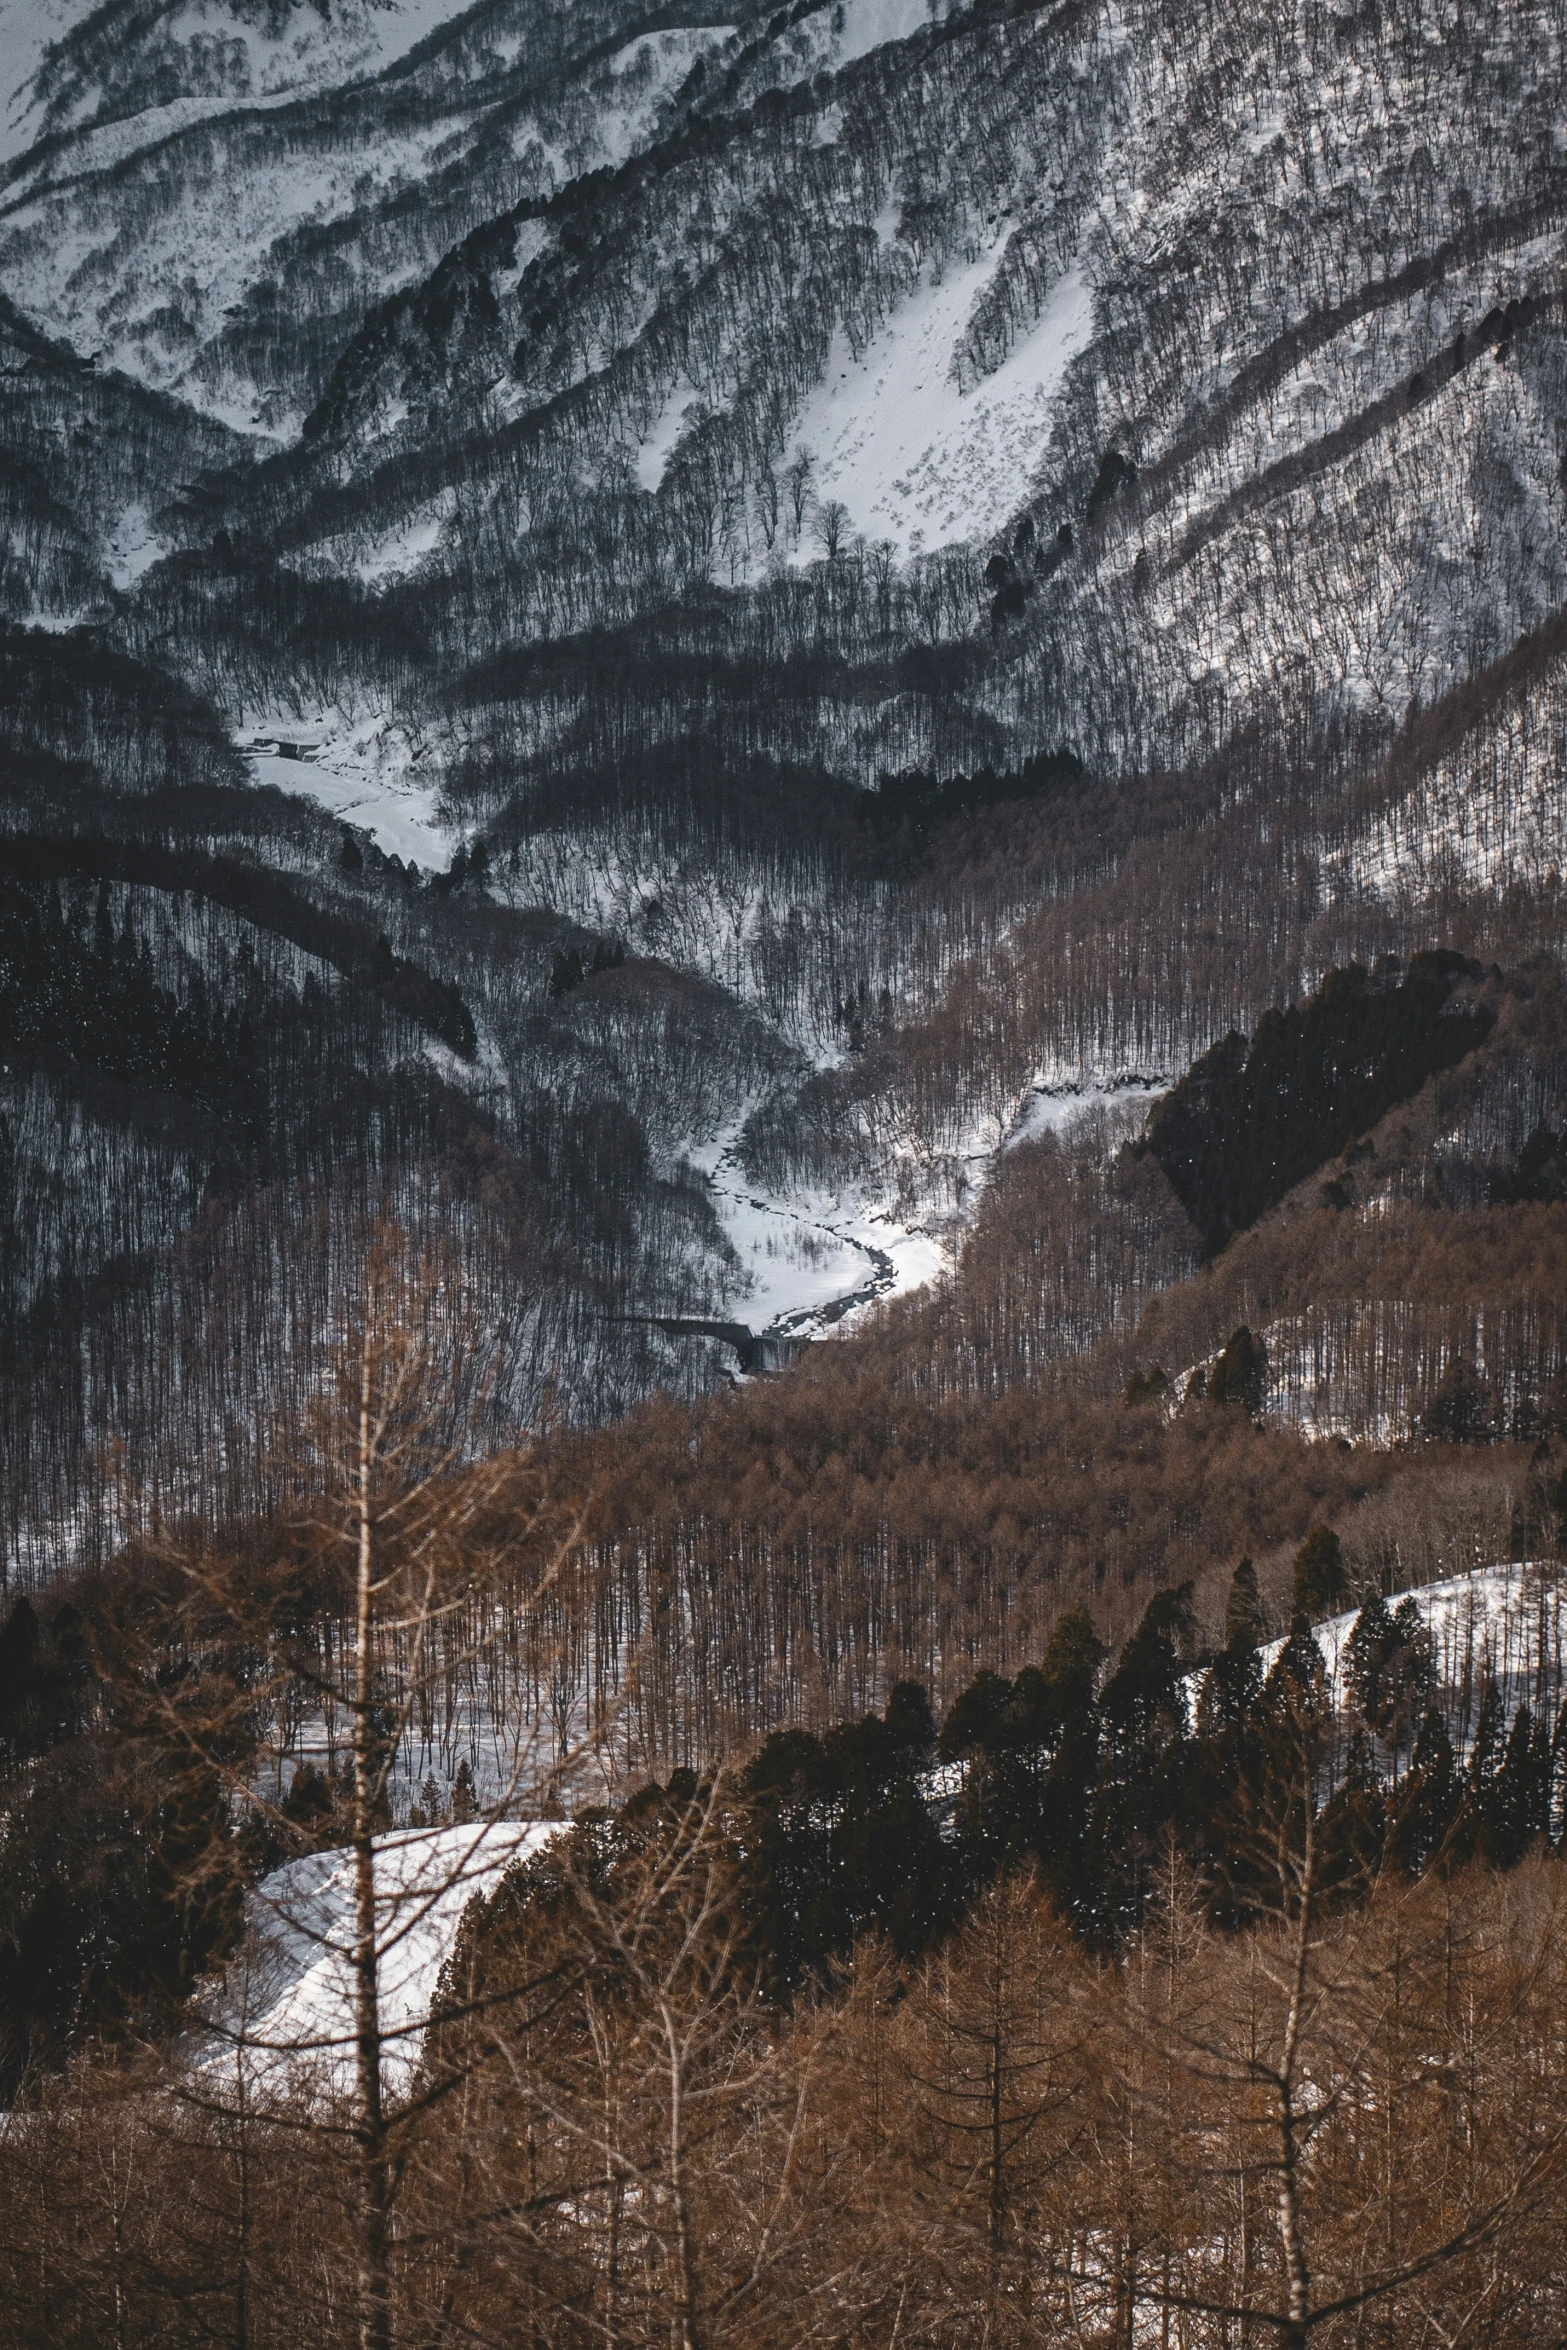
(70, 963, 1563, 1782)
(471, 962, 1567, 1768)
(4, 1824, 1565, 2349)
(26, 942, 1557, 1819)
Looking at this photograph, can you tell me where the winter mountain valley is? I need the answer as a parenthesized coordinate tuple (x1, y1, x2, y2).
(5, 0, 1567, 2342)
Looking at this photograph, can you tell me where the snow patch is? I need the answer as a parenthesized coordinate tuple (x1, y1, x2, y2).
(1004, 1074, 1168, 1150)
(213, 1820, 561, 2100)
(635, 373, 705, 492)
(103, 501, 169, 589)
(353, 497, 452, 585)
(934, 1068, 1170, 1221)
(833, 0, 935, 66)
(793, 252, 1093, 555)
(236, 706, 451, 866)
(1259, 1561, 1567, 1744)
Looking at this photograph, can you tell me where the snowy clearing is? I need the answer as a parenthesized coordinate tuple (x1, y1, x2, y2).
(792, 252, 1093, 555)
(236, 709, 451, 867)
(1003, 1074, 1169, 1151)
(351, 498, 453, 585)
(635, 373, 704, 492)
(209, 1819, 560, 2101)
(103, 502, 170, 589)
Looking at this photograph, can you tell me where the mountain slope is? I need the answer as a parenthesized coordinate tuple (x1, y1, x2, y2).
(4, 0, 1567, 1587)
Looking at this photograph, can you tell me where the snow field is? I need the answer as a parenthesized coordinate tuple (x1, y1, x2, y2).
(831, 0, 938, 67)
(686, 1126, 947, 1341)
(790, 249, 1094, 557)
(0, 0, 485, 172)
(236, 707, 451, 867)
(210, 1819, 562, 2100)
(1259, 1560, 1567, 1747)
(347, 496, 454, 586)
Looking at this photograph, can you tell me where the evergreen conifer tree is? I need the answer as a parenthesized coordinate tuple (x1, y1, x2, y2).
(1291, 1526, 1347, 1623)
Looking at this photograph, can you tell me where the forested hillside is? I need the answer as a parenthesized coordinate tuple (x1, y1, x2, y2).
(6, 0, 1567, 2335)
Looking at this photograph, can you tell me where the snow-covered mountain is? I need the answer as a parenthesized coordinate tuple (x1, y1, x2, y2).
(6, 0, 1567, 1575)
(0, 0, 750, 431)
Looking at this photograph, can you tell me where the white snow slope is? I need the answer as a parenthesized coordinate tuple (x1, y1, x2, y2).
(792, 250, 1094, 557)
(1260, 1560, 1567, 1745)
(214, 1819, 561, 2100)
(689, 1128, 947, 1343)
(0, 4, 733, 430)
(237, 708, 451, 867)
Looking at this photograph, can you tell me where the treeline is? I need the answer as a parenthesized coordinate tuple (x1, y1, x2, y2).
(0, 835, 764, 1578)
(1144, 951, 1495, 1254)
(5, 1507, 1563, 2093)
(46, 1384, 1553, 1800)
(2, 840, 477, 1059)
(6, 1857, 1566, 2346)
(5, 1576, 1567, 2343)
(721, 1552, 1567, 1978)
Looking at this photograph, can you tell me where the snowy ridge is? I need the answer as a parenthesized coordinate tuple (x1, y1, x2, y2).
(0, 0, 485, 171)
(1259, 1560, 1567, 1750)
